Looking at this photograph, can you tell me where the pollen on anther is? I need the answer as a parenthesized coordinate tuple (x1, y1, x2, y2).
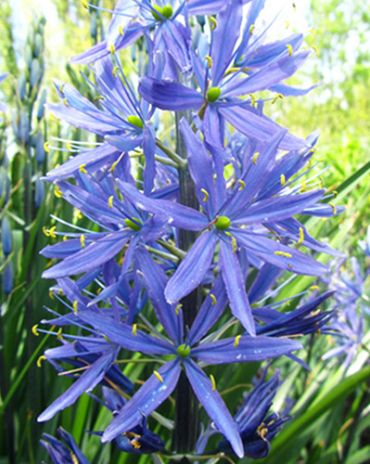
(209, 16, 217, 29)
(153, 370, 164, 383)
(249, 24, 255, 34)
(249, 93, 256, 106)
(108, 195, 114, 208)
(253, 152, 260, 165)
(272, 93, 283, 104)
(73, 300, 78, 313)
(310, 285, 319, 290)
(81, 0, 89, 9)
(80, 235, 86, 248)
(201, 188, 209, 202)
(49, 226, 57, 238)
(43, 226, 50, 237)
(63, 98, 69, 106)
(79, 164, 87, 174)
(286, 44, 293, 56)
(238, 180, 245, 191)
(49, 289, 54, 299)
(132, 324, 137, 337)
(54, 186, 63, 198)
(57, 328, 63, 340)
(113, 65, 119, 78)
(37, 355, 46, 368)
(110, 43, 115, 54)
(329, 203, 337, 215)
(274, 251, 292, 258)
(131, 439, 141, 449)
(119, 25, 124, 36)
(280, 174, 286, 186)
(44, 141, 50, 153)
(175, 303, 182, 315)
(234, 335, 242, 348)
(210, 374, 216, 391)
(298, 227, 304, 244)
(32, 324, 39, 336)
(210, 294, 217, 305)
(205, 55, 212, 68)
(312, 45, 319, 56)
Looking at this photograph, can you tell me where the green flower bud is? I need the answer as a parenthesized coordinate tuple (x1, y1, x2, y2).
(215, 216, 231, 230)
(151, 4, 173, 21)
(127, 115, 144, 129)
(176, 344, 191, 358)
(206, 87, 221, 103)
(124, 217, 142, 231)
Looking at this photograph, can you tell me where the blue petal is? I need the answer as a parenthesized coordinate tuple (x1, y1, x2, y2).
(165, 231, 217, 304)
(219, 240, 256, 335)
(184, 360, 244, 458)
(102, 360, 181, 442)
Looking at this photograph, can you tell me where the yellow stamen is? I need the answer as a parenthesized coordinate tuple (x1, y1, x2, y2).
(132, 324, 137, 337)
(108, 195, 114, 208)
(43, 226, 50, 237)
(298, 227, 304, 245)
(58, 288, 64, 295)
(253, 152, 260, 165)
(63, 236, 67, 242)
(248, 93, 256, 106)
(73, 300, 78, 313)
(37, 355, 46, 367)
(210, 294, 217, 305)
(80, 235, 86, 248)
(78, 164, 87, 175)
(49, 289, 54, 299)
(329, 203, 337, 215)
(209, 16, 217, 29)
(49, 226, 57, 239)
(249, 24, 255, 34)
(71, 453, 79, 464)
(317, 329, 321, 338)
(63, 98, 69, 106)
(332, 190, 338, 197)
(81, 0, 89, 9)
(286, 44, 293, 56)
(300, 181, 306, 193)
(280, 174, 286, 186)
(274, 251, 292, 258)
(238, 180, 245, 191)
(286, 20, 290, 28)
(32, 324, 39, 336)
(57, 328, 63, 340)
(153, 370, 163, 383)
(312, 45, 319, 56)
(110, 43, 115, 54)
(131, 439, 141, 449)
(205, 55, 212, 68)
(208, 374, 216, 391)
(54, 186, 63, 198)
(49, 112, 57, 121)
(119, 25, 124, 36)
(234, 335, 242, 348)
(66, 142, 72, 150)
(44, 141, 50, 152)
(272, 93, 283, 104)
(113, 65, 119, 78)
(310, 285, 319, 290)
(59, 83, 65, 94)
(175, 303, 182, 315)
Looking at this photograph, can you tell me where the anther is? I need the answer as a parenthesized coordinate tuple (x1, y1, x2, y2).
(310, 285, 319, 290)
(132, 324, 137, 337)
(175, 303, 182, 315)
(63, 98, 69, 106)
(238, 180, 245, 191)
(286, 20, 290, 28)
(280, 174, 286, 186)
(71, 453, 79, 464)
(108, 195, 114, 208)
(81, 0, 89, 9)
(44, 141, 50, 152)
(57, 328, 63, 340)
(286, 44, 293, 56)
(80, 235, 86, 248)
(209, 16, 217, 29)
(54, 186, 63, 198)
(210, 294, 217, 305)
(119, 25, 124, 36)
(201, 188, 209, 202)
(329, 203, 337, 215)
(272, 93, 283, 104)
(79, 164, 87, 174)
(153, 370, 164, 383)
(112, 66, 119, 78)
(205, 55, 212, 68)
(274, 251, 292, 258)
(49, 289, 54, 299)
(43, 226, 50, 237)
(253, 152, 260, 165)
(249, 93, 256, 106)
(298, 227, 304, 244)
(210, 374, 216, 391)
(37, 355, 46, 367)
(312, 45, 319, 55)
(66, 142, 72, 150)
(110, 43, 115, 54)
(234, 335, 242, 348)
(300, 181, 306, 193)
(73, 300, 78, 313)
(59, 83, 65, 94)
(32, 324, 39, 336)
(131, 439, 141, 449)
(49, 226, 57, 238)
(249, 24, 255, 34)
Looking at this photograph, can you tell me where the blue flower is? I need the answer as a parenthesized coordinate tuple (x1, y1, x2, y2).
(71, 247, 302, 458)
(41, 427, 90, 464)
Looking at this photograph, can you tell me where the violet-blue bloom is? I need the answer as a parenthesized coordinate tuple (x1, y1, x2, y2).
(41, 427, 90, 464)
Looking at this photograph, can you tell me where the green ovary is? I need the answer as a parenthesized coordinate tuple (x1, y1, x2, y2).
(125, 217, 142, 231)
(215, 216, 231, 230)
(206, 87, 221, 103)
(151, 4, 173, 21)
(176, 344, 191, 358)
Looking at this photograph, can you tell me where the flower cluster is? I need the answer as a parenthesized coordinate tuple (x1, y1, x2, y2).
(37, 0, 342, 461)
